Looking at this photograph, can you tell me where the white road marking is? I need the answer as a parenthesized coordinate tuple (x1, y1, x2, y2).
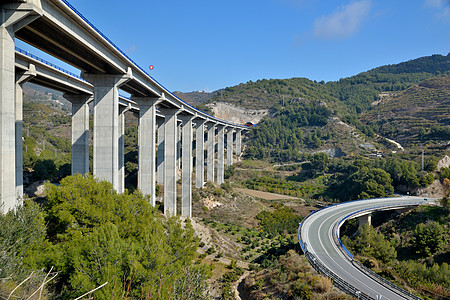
(302, 197, 427, 300)
(316, 209, 382, 296)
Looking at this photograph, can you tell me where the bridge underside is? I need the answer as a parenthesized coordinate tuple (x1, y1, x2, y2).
(0, 0, 247, 215)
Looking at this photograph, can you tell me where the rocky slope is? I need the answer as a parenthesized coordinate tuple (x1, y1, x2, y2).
(208, 102, 268, 125)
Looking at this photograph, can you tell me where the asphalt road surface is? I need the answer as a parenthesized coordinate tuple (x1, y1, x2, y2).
(300, 196, 428, 300)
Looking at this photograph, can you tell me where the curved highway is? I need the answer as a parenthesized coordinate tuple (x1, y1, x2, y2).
(299, 196, 429, 300)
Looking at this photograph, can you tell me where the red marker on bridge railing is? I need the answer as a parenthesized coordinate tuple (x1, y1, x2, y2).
(149, 65, 154, 76)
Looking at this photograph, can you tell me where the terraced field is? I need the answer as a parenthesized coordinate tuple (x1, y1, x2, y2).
(363, 75, 450, 144)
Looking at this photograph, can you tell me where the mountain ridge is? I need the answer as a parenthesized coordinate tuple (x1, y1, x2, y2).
(175, 52, 450, 114)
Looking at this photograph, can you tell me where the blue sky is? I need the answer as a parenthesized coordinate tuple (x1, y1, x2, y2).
(17, 0, 450, 92)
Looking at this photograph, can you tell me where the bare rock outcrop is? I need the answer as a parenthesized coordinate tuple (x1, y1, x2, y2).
(208, 102, 268, 125)
(437, 155, 450, 170)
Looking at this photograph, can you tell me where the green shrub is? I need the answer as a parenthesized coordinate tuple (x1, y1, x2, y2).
(21, 174, 210, 299)
(412, 221, 445, 256)
(0, 200, 46, 281)
(224, 165, 235, 179)
(255, 205, 303, 237)
(206, 246, 215, 255)
(213, 188, 224, 196)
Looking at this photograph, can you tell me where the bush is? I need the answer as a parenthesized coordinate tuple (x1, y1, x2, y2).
(347, 223, 397, 263)
(221, 182, 232, 193)
(292, 281, 312, 299)
(0, 200, 46, 282)
(412, 221, 445, 256)
(312, 276, 333, 293)
(20, 174, 210, 299)
(439, 167, 450, 181)
(33, 159, 57, 180)
(213, 188, 224, 196)
(206, 246, 215, 255)
(255, 205, 303, 237)
(224, 165, 235, 179)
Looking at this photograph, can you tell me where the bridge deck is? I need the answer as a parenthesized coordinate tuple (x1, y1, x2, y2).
(301, 197, 428, 299)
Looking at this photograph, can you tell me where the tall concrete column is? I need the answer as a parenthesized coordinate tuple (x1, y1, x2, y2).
(226, 127, 233, 166)
(206, 123, 216, 182)
(0, 24, 16, 212)
(177, 123, 181, 173)
(235, 129, 242, 156)
(0, 5, 40, 212)
(359, 214, 372, 227)
(15, 66, 36, 199)
(180, 115, 194, 217)
(64, 93, 91, 176)
(134, 98, 158, 205)
(117, 106, 127, 193)
(195, 119, 206, 188)
(156, 118, 165, 184)
(160, 108, 179, 216)
(82, 72, 131, 190)
(217, 125, 225, 185)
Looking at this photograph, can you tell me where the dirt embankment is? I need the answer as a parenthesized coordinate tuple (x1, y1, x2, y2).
(235, 188, 302, 201)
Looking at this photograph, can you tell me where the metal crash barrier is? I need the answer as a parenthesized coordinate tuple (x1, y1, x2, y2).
(298, 200, 426, 300)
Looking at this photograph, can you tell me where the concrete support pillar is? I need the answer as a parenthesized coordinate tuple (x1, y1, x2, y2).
(134, 98, 158, 205)
(0, 24, 16, 212)
(217, 125, 225, 185)
(235, 129, 242, 156)
(206, 123, 215, 182)
(82, 72, 131, 191)
(177, 123, 181, 173)
(160, 108, 179, 216)
(15, 66, 36, 199)
(117, 106, 127, 193)
(0, 6, 40, 212)
(226, 128, 233, 166)
(180, 115, 194, 218)
(195, 120, 206, 188)
(156, 118, 165, 184)
(64, 93, 91, 176)
(359, 213, 372, 227)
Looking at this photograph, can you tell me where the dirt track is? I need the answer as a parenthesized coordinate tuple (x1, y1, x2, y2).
(235, 188, 303, 201)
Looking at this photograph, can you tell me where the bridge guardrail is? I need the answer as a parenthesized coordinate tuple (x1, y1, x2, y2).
(297, 221, 305, 253)
(300, 199, 427, 300)
(351, 260, 422, 300)
(60, 0, 247, 129)
(15, 46, 84, 80)
(332, 221, 353, 260)
(61, 0, 147, 79)
(304, 252, 372, 300)
(332, 202, 425, 300)
(299, 215, 372, 299)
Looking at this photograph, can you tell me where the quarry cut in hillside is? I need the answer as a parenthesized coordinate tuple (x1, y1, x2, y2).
(207, 102, 268, 125)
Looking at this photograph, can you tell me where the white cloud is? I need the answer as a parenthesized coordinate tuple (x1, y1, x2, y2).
(425, 0, 450, 23)
(425, 0, 447, 8)
(313, 0, 372, 40)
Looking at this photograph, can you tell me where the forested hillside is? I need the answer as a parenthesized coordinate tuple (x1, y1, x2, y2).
(22, 101, 73, 186)
(238, 53, 450, 205)
(204, 53, 449, 114)
(363, 75, 450, 145)
(173, 90, 216, 107)
(4, 52, 450, 299)
(370, 53, 450, 74)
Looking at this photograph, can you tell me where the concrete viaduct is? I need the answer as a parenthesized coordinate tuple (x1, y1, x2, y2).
(1, 0, 248, 216)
